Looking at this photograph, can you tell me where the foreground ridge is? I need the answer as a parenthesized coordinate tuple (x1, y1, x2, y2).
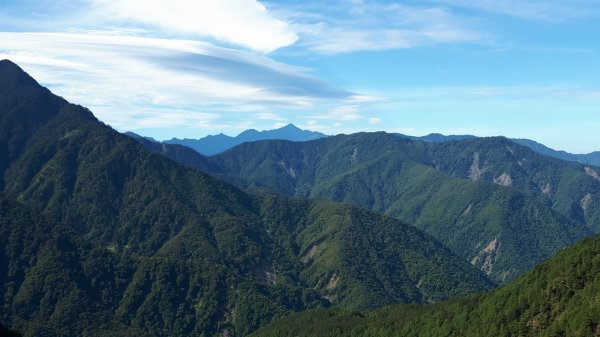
(252, 233, 600, 337)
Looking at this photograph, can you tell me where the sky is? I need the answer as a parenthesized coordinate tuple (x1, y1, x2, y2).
(1, 0, 599, 153)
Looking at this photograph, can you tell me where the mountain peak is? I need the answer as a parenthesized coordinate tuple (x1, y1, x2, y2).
(0, 59, 39, 87)
(279, 123, 301, 130)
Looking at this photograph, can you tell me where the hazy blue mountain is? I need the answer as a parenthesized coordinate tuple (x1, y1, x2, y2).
(513, 138, 600, 167)
(164, 124, 327, 155)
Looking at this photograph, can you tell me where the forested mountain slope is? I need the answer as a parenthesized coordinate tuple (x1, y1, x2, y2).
(252, 233, 600, 337)
(0, 60, 492, 336)
(141, 132, 593, 283)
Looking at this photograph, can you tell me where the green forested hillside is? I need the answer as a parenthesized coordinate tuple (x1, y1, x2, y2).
(0, 60, 492, 336)
(251, 233, 600, 337)
(142, 132, 593, 283)
(428, 136, 600, 231)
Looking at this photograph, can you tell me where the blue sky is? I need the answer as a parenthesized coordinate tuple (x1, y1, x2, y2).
(1, 0, 599, 152)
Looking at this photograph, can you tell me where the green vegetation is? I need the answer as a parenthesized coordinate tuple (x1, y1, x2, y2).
(156, 132, 594, 283)
(0, 60, 492, 336)
(252, 234, 600, 337)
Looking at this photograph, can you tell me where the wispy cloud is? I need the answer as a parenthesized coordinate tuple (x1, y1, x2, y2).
(0, 31, 353, 130)
(433, 0, 599, 21)
(255, 112, 287, 121)
(272, 0, 480, 54)
(307, 105, 365, 121)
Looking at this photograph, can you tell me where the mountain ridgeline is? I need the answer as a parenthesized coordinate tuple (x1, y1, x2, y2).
(135, 132, 599, 284)
(162, 124, 327, 156)
(251, 232, 600, 337)
(0, 60, 494, 336)
(512, 138, 600, 167)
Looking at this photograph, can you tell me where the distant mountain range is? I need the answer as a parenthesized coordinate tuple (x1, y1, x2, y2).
(157, 124, 327, 155)
(128, 128, 600, 168)
(512, 138, 600, 167)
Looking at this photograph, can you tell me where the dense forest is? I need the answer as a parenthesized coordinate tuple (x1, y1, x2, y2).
(0, 60, 493, 336)
(252, 233, 600, 337)
(137, 132, 596, 283)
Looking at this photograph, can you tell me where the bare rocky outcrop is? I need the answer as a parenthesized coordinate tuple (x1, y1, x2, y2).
(469, 152, 489, 181)
(471, 238, 501, 276)
(462, 203, 473, 216)
(301, 245, 319, 263)
(350, 148, 358, 164)
(326, 273, 340, 290)
(540, 182, 551, 195)
(493, 173, 513, 187)
(277, 160, 296, 178)
(506, 145, 515, 155)
(585, 167, 600, 181)
(581, 193, 593, 211)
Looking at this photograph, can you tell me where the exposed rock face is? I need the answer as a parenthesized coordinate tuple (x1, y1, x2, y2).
(462, 203, 473, 216)
(326, 273, 340, 290)
(277, 160, 296, 178)
(540, 183, 551, 195)
(471, 238, 500, 276)
(323, 272, 341, 304)
(301, 245, 319, 263)
(493, 173, 513, 187)
(350, 148, 358, 164)
(581, 193, 593, 211)
(585, 167, 600, 181)
(469, 152, 489, 181)
(506, 145, 515, 155)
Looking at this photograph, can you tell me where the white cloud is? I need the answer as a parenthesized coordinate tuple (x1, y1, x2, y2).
(368, 117, 382, 124)
(89, 0, 298, 52)
(0, 31, 352, 130)
(273, 1, 480, 54)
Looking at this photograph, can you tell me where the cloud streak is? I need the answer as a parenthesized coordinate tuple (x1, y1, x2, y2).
(433, 0, 599, 21)
(272, 1, 480, 54)
(0, 31, 353, 130)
